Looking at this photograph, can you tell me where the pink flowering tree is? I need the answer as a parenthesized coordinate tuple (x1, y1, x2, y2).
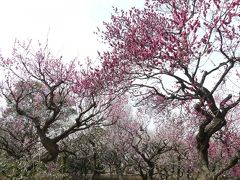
(106, 106, 173, 180)
(208, 111, 240, 177)
(0, 113, 38, 159)
(99, 0, 240, 179)
(0, 40, 115, 163)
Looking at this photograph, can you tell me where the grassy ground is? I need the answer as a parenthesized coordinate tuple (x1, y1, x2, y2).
(1, 174, 142, 180)
(71, 174, 142, 180)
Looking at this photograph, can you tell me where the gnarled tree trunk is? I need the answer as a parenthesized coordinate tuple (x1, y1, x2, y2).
(36, 127, 60, 163)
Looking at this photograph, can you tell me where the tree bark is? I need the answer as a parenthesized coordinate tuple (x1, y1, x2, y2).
(148, 165, 154, 180)
(196, 130, 213, 179)
(36, 127, 59, 163)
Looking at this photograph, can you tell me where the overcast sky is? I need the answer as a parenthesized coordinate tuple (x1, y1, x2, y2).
(0, 0, 144, 60)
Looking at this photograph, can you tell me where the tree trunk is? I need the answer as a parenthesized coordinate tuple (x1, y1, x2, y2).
(141, 174, 148, 180)
(139, 167, 148, 180)
(148, 165, 154, 180)
(37, 128, 59, 163)
(91, 172, 101, 180)
(117, 174, 124, 180)
(109, 165, 112, 178)
(115, 167, 124, 180)
(40, 142, 59, 163)
(196, 164, 213, 180)
(196, 134, 213, 180)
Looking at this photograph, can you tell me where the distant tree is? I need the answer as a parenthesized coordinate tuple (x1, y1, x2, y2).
(0, 111, 37, 159)
(125, 123, 171, 180)
(104, 122, 134, 180)
(65, 127, 107, 179)
(106, 107, 172, 180)
(99, 0, 240, 179)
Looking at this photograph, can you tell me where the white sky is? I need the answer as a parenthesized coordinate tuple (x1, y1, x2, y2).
(0, 0, 144, 61)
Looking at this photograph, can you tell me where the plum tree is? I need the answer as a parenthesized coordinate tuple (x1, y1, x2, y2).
(0, 40, 115, 163)
(99, 0, 240, 179)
